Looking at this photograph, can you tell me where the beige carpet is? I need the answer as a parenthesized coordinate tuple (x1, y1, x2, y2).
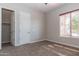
(0, 41, 79, 56)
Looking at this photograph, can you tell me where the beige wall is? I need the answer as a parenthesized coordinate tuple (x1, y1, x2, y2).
(46, 3, 79, 48)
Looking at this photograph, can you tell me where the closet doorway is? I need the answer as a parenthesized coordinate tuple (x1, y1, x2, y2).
(2, 8, 15, 48)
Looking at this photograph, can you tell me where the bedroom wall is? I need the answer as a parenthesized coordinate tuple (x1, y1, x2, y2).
(31, 11, 45, 43)
(46, 3, 79, 48)
(0, 3, 45, 47)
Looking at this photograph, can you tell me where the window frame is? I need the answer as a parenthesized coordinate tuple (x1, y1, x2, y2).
(59, 9, 79, 37)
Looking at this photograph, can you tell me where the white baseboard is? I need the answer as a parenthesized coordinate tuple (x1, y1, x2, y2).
(28, 39, 45, 44)
(15, 38, 46, 46)
(47, 39, 79, 48)
(8, 38, 79, 49)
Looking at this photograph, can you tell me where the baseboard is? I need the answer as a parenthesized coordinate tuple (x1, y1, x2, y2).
(29, 39, 45, 44)
(15, 39, 46, 46)
(47, 39, 79, 49)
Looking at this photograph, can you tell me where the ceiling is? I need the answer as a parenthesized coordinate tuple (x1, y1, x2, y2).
(24, 3, 64, 12)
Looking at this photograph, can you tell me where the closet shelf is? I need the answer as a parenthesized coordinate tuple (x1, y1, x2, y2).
(2, 23, 11, 25)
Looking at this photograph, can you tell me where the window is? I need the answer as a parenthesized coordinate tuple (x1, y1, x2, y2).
(60, 9, 79, 37)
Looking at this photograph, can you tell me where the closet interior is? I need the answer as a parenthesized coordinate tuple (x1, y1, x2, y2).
(2, 8, 14, 47)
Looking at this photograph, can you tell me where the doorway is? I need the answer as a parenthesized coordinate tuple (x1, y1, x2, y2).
(1, 8, 15, 48)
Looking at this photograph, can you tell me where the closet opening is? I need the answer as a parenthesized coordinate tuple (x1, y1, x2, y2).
(1, 8, 15, 48)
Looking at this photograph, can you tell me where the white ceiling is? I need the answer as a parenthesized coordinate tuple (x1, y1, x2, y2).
(24, 3, 64, 12)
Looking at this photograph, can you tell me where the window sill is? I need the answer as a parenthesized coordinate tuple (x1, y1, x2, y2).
(60, 35, 79, 38)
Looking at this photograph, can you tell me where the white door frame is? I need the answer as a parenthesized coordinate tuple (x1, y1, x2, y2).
(0, 7, 2, 49)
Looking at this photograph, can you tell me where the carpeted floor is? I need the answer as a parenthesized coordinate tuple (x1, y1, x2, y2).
(0, 40, 79, 56)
